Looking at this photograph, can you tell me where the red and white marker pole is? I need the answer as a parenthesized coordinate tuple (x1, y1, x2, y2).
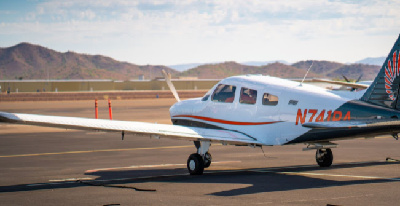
(108, 99, 113, 120)
(95, 99, 98, 119)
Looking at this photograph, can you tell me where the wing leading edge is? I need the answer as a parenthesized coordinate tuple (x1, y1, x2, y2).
(0, 112, 261, 146)
(312, 79, 369, 90)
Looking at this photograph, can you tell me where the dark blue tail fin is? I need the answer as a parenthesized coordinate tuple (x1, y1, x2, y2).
(361, 34, 400, 109)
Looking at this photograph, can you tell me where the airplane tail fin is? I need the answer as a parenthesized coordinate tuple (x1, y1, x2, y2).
(361, 34, 400, 109)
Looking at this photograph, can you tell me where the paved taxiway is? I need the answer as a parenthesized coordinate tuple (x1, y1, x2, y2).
(1, 99, 400, 205)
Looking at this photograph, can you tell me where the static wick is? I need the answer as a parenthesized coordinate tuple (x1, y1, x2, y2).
(300, 61, 313, 86)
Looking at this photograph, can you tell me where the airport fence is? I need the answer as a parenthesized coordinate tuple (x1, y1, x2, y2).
(0, 90, 208, 101)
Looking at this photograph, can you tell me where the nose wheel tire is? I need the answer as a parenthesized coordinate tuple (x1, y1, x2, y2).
(187, 153, 204, 175)
(316, 148, 333, 167)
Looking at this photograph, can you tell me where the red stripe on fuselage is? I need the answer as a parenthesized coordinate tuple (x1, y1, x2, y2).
(173, 115, 281, 125)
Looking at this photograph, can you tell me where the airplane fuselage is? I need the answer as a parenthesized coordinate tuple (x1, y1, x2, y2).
(170, 75, 400, 146)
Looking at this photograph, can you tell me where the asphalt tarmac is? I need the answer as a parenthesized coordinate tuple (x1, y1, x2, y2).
(1, 99, 400, 205)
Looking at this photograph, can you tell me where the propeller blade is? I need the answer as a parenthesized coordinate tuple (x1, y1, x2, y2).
(356, 74, 363, 82)
(342, 75, 350, 82)
(162, 70, 180, 102)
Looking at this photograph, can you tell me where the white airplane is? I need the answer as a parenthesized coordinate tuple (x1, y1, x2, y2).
(2, 34, 400, 175)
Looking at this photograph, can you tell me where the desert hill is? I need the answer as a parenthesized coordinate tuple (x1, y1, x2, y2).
(178, 60, 380, 80)
(0, 43, 177, 80)
(178, 61, 321, 79)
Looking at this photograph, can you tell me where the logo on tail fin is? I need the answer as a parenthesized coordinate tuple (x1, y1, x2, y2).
(385, 51, 400, 100)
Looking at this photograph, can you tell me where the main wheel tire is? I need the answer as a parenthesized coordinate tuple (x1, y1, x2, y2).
(203, 152, 212, 168)
(187, 153, 204, 175)
(316, 148, 333, 167)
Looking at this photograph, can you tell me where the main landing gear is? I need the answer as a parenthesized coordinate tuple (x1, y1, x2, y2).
(315, 148, 333, 167)
(187, 141, 212, 175)
(305, 143, 335, 167)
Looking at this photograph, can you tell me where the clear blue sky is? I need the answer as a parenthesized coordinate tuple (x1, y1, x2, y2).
(0, 0, 399, 65)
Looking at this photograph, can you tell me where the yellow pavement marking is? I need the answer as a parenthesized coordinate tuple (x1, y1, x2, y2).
(85, 161, 242, 173)
(277, 171, 400, 181)
(49, 177, 94, 182)
(0, 145, 193, 158)
(375, 136, 392, 139)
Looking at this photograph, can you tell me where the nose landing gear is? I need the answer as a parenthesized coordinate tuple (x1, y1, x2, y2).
(187, 153, 205, 175)
(187, 141, 212, 175)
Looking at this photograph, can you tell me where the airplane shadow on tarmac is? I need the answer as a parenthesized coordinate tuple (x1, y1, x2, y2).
(1, 161, 399, 196)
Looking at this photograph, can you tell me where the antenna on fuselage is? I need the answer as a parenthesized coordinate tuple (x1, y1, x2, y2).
(300, 61, 313, 86)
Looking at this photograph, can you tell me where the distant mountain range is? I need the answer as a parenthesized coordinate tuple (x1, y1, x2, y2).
(177, 60, 380, 80)
(168, 63, 210, 72)
(170, 58, 384, 72)
(0, 43, 177, 80)
(356, 57, 386, 66)
(0, 43, 383, 80)
(169, 60, 289, 71)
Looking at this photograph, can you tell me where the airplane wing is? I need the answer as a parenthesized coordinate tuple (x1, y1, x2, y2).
(312, 79, 369, 90)
(0, 112, 261, 146)
(303, 119, 400, 129)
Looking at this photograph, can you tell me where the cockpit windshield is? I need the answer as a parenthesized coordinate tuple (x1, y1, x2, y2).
(201, 88, 214, 101)
(211, 84, 236, 103)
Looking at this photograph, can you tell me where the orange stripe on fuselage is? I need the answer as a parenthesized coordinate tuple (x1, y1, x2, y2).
(173, 115, 281, 125)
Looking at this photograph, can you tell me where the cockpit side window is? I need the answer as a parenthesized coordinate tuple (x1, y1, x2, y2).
(262, 93, 278, 106)
(211, 84, 236, 103)
(239, 87, 257, 104)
